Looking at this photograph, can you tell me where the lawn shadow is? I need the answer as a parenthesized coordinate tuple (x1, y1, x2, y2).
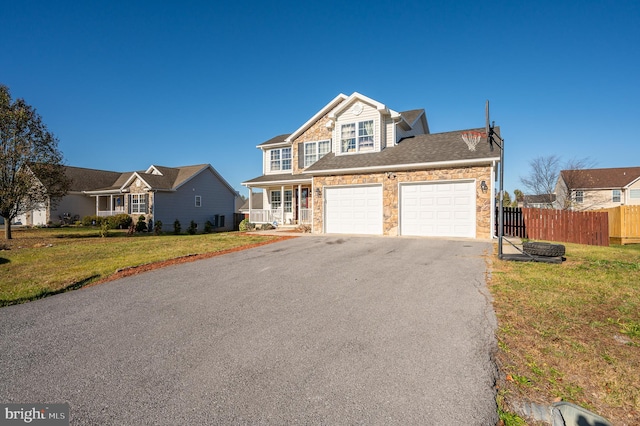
(1, 275, 100, 307)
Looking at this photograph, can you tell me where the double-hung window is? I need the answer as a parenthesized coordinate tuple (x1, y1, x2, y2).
(269, 148, 291, 172)
(341, 120, 374, 153)
(574, 190, 584, 204)
(130, 194, 147, 213)
(270, 191, 281, 209)
(284, 190, 292, 212)
(304, 140, 331, 167)
(195, 195, 202, 207)
(612, 189, 621, 203)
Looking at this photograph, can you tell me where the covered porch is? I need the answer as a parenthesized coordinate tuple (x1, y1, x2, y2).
(93, 193, 126, 217)
(243, 176, 315, 226)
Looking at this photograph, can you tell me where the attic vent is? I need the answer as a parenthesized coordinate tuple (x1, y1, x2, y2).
(151, 168, 162, 175)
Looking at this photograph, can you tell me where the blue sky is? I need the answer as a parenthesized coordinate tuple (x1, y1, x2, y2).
(3, 0, 639, 197)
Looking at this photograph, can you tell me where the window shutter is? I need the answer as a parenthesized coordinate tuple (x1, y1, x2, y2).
(145, 194, 149, 213)
(298, 142, 305, 169)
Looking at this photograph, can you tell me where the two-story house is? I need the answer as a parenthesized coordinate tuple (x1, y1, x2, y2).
(242, 92, 500, 239)
(555, 167, 640, 210)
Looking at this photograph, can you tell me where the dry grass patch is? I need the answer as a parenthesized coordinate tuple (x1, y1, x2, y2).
(490, 242, 640, 425)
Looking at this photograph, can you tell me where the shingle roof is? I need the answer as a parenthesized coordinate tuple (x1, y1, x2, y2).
(304, 128, 500, 173)
(399, 109, 424, 125)
(258, 134, 291, 147)
(524, 194, 556, 204)
(243, 173, 312, 185)
(62, 166, 124, 192)
(560, 167, 640, 189)
(239, 193, 263, 211)
(64, 164, 222, 193)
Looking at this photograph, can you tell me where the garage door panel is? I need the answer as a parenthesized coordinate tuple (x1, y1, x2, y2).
(325, 185, 382, 235)
(401, 181, 475, 238)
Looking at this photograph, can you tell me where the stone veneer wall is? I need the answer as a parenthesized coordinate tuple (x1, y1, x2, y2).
(312, 166, 493, 239)
(292, 114, 333, 175)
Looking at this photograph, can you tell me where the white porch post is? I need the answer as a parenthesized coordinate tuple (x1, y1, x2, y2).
(297, 184, 302, 224)
(248, 187, 253, 221)
(109, 195, 113, 215)
(280, 185, 284, 225)
(95, 196, 99, 215)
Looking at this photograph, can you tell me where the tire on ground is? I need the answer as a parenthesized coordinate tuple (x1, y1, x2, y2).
(523, 241, 566, 257)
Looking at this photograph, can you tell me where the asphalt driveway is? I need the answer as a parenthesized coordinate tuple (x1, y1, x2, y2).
(0, 236, 498, 425)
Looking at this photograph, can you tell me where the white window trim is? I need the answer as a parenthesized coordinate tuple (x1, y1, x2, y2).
(304, 140, 331, 167)
(195, 195, 202, 207)
(574, 190, 584, 204)
(340, 120, 375, 154)
(268, 147, 292, 173)
(130, 194, 147, 214)
(612, 189, 621, 203)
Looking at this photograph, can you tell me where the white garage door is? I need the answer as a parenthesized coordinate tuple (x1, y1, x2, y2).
(400, 181, 475, 238)
(325, 185, 383, 235)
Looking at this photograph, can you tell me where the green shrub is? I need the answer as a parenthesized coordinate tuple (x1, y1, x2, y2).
(99, 220, 111, 238)
(203, 220, 213, 234)
(154, 220, 163, 235)
(135, 216, 147, 232)
(187, 220, 198, 235)
(173, 219, 181, 235)
(239, 218, 255, 231)
(107, 214, 132, 229)
(82, 215, 103, 226)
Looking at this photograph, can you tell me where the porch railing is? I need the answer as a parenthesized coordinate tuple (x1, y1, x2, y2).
(97, 208, 126, 217)
(249, 208, 312, 225)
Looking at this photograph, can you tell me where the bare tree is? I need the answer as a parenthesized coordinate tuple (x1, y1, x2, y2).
(520, 155, 595, 210)
(520, 155, 561, 197)
(0, 85, 70, 239)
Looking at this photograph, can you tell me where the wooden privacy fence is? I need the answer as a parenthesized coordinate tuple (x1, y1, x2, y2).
(594, 206, 640, 245)
(496, 207, 527, 238)
(522, 208, 609, 246)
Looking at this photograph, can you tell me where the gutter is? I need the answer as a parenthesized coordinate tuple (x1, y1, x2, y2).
(304, 157, 501, 176)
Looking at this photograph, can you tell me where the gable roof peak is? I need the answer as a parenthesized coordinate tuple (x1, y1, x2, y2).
(285, 94, 349, 142)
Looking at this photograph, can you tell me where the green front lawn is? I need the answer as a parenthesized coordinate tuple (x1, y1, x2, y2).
(0, 227, 283, 306)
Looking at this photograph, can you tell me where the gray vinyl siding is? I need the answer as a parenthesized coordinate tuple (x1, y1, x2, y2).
(50, 193, 96, 222)
(152, 168, 236, 232)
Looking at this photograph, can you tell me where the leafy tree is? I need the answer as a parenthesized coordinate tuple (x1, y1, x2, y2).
(513, 189, 524, 204)
(0, 85, 70, 239)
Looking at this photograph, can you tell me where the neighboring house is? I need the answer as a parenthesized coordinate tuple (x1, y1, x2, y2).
(242, 92, 501, 239)
(17, 164, 238, 231)
(238, 193, 263, 219)
(555, 167, 640, 211)
(519, 194, 556, 209)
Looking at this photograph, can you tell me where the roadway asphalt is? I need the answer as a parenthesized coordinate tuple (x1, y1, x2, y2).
(0, 236, 499, 425)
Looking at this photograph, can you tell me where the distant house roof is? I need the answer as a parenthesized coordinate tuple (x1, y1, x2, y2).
(560, 167, 640, 190)
(523, 194, 556, 205)
(304, 128, 500, 174)
(239, 193, 263, 212)
(70, 164, 237, 195)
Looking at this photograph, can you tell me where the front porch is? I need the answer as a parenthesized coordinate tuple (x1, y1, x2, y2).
(246, 183, 314, 226)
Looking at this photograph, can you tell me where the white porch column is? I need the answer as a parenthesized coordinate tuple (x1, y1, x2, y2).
(280, 185, 285, 225)
(109, 195, 113, 214)
(95, 196, 99, 215)
(248, 187, 253, 221)
(297, 184, 302, 224)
